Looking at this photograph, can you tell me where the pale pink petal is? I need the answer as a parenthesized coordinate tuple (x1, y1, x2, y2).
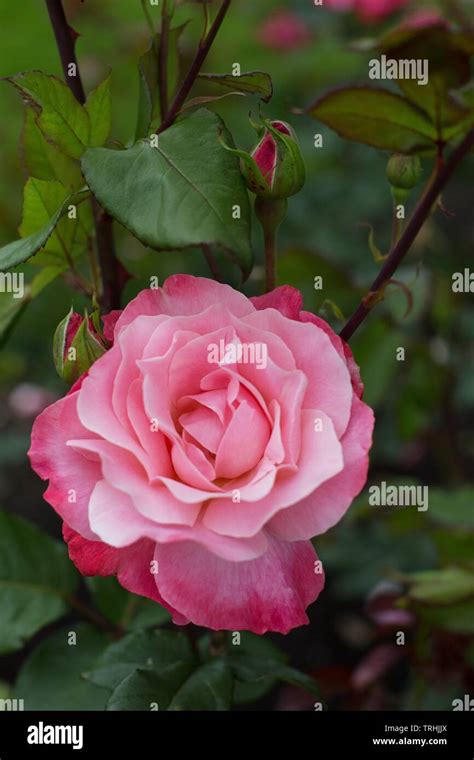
(127, 378, 174, 478)
(138, 330, 198, 440)
(69, 438, 201, 527)
(202, 409, 343, 538)
(88, 480, 171, 547)
(300, 311, 364, 398)
(112, 315, 164, 433)
(215, 398, 271, 479)
(243, 308, 352, 436)
(179, 405, 225, 454)
(28, 392, 100, 539)
(170, 440, 219, 491)
(114, 276, 254, 337)
(269, 396, 375, 540)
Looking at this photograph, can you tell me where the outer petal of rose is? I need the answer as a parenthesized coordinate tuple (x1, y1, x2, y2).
(86, 479, 267, 561)
(62, 524, 189, 624)
(251, 285, 303, 320)
(243, 309, 352, 437)
(113, 275, 255, 337)
(102, 310, 122, 344)
(300, 311, 364, 398)
(28, 392, 100, 540)
(202, 409, 343, 538)
(77, 346, 145, 460)
(69, 438, 201, 526)
(155, 536, 324, 634)
(269, 396, 375, 540)
(229, 311, 296, 371)
(251, 285, 363, 401)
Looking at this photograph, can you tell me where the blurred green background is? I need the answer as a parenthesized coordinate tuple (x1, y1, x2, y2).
(0, 0, 473, 710)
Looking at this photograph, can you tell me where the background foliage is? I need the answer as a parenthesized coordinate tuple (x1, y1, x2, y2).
(0, 0, 472, 710)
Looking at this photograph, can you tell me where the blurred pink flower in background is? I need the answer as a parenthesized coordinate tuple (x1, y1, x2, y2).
(325, 0, 409, 22)
(257, 9, 312, 51)
(8, 383, 56, 419)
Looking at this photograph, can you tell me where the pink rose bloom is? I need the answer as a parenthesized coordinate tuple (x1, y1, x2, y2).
(29, 276, 374, 634)
(257, 10, 312, 51)
(326, 0, 409, 22)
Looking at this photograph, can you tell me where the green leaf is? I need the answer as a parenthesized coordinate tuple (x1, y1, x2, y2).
(228, 654, 320, 697)
(106, 668, 174, 711)
(277, 248, 356, 318)
(168, 659, 233, 711)
(428, 488, 474, 529)
(418, 599, 474, 635)
(82, 109, 253, 276)
(0, 510, 78, 654)
(135, 25, 187, 140)
(406, 567, 474, 605)
(9, 72, 90, 159)
(85, 629, 195, 692)
(19, 178, 73, 255)
(86, 577, 171, 629)
(377, 25, 474, 132)
(0, 263, 66, 348)
(198, 71, 273, 102)
(307, 86, 437, 153)
(85, 73, 112, 147)
(0, 292, 29, 349)
(13, 624, 110, 710)
(180, 92, 246, 114)
(0, 189, 90, 271)
(130, 600, 171, 630)
(226, 632, 285, 705)
(22, 108, 83, 189)
(31, 263, 71, 294)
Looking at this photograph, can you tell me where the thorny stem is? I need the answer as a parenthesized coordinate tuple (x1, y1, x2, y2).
(67, 593, 123, 638)
(390, 199, 402, 249)
(263, 225, 277, 293)
(158, 0, 171, 121)
(340, 128, 474, 342)
(156, 0, 232, 134)
(44, 0, 121, 311)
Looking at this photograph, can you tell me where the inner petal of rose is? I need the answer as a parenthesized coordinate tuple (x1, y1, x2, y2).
(175, 365, 272, 484)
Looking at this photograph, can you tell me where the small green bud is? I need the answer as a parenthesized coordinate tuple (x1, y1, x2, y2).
(53, 307, 107, 384)
(221, 118, 305, 200)
(386, 153, 422, 191)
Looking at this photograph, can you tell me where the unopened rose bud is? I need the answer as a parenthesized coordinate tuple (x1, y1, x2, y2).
(386, 153, 422, 192)
(53, 307, 107, 384)
(221, 118, 305, 200)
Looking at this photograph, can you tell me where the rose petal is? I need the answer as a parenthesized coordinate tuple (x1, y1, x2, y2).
(28, 392, 100, 539)
(269, 396, 374, 540)
(155, 535, 324, 634)
(203, 409, 343, 538)
(62, 523, 189, 623)
(114, 276, 254, 337)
